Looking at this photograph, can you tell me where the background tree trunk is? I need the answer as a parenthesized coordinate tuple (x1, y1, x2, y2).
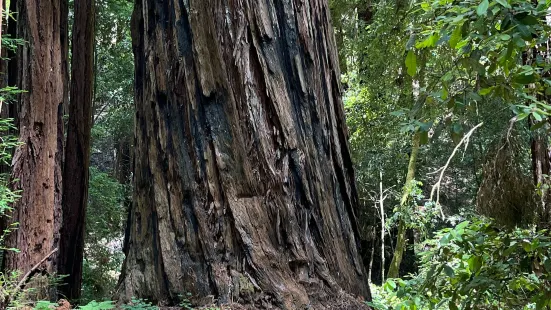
(4, 0, 65, 295)
(117, 0, 370, 308)
(58, 0, 95, 301)
(387, 133, 420, 279)
(531, 125, 551, 225)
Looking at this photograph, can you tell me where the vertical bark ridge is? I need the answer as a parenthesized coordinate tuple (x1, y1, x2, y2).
(4, 0, 64, 293)
(117, 0, 370, 308)
(58, 0, 95, 300)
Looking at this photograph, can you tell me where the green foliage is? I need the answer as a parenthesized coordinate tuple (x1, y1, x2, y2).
(87, 167, 125, 240)
(33, 300, 58, 310)
(121, 298, 158, 310)
(179, 293, 194, 310)
(81, 167, 126, 303)
(77, 300, 115, 310)
(412, 0, 551, 125)
(0, 118, 19, 218)
(388, 180, 442, 239)
(82, 0, 134, 302)
(93, 0, 134, 140)
(32, 300, 115, 310)
(370, 219, 551, 309)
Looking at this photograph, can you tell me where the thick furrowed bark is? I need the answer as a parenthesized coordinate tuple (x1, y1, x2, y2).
(4, 0, 65, 296)
(117, 0, 370, 308)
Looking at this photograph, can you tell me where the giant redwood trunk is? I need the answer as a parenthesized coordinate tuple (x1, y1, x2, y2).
(58, 0, 95, 300)
(117, 0, 370, 308)
(4, 0, 64, 289)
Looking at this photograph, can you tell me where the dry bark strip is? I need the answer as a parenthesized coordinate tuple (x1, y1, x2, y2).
(117, 0, 370, 308)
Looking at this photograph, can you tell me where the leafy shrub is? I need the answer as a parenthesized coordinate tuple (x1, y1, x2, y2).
(121, 298, 158, 310)
(78, 300, 115, 310)
(33, 300, 58, 310)
(369, 219, 551, 309)
(0, 117, 20, 217)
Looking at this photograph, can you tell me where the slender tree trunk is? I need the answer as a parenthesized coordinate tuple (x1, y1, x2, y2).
(58, 0, 95, 301)
(60, 0, 70, 118)
(387, 133, 420, 279)
(379, 171, 385, 282)
(367, 239, 374, 286)
(531, 127, 550, 225)
(114, 137, 132, 184)
(117, 0, 370, 308)
(4, 0, 65, 296)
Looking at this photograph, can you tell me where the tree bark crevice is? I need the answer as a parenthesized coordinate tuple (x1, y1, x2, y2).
(4, 0, 65, 298)
(117, 1, 370, 308)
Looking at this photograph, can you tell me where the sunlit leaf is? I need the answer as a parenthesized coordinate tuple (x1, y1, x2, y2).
(406, 50, 417, 77)
(477, 0, 489, 16)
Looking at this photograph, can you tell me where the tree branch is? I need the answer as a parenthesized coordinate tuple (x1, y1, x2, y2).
(430, 122, 484, 216)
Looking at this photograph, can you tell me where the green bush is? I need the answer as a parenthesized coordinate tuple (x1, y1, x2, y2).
(121, 298, 158, 310)
(369, 219, 551, 310)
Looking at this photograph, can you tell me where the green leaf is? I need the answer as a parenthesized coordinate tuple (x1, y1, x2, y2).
(531, 120, 546, 131)
(406, 50, 417, 77)
(468, 256, 482, 273)
(421, 2, 431, 10)
(80, 301, 116, 310)
(513, 35, 526, 47)
(477, 0, 489, 16)
(35, 301, 58, 310)
(496, 0, 511, 8)
(441, 88, 449, 100)
(479, 87, 494, 96)
(416, 33, 440, 48)
(456, 39, 469, 50)
(520, 15, 539, 25)
(517, 24, 533, 40)
(544, 258, 551, 272)
(456, 221, 470, 230)
(385, 279, 397, 291)
(514, 73, 536, 84)
(468, 91, 482, 101)
(449, 25, 463, 48)
(522, 240, 533, 252)
(517, 112, 530, 121)
(444, 264, 455, 277)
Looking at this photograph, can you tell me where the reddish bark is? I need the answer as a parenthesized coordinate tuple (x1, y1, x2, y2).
(4, 0, 65, 295)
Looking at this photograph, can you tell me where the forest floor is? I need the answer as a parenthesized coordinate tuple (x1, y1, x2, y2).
(191, 293, 370, 309)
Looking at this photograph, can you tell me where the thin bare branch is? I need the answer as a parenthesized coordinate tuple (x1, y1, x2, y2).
(430, 122, 484, 215)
